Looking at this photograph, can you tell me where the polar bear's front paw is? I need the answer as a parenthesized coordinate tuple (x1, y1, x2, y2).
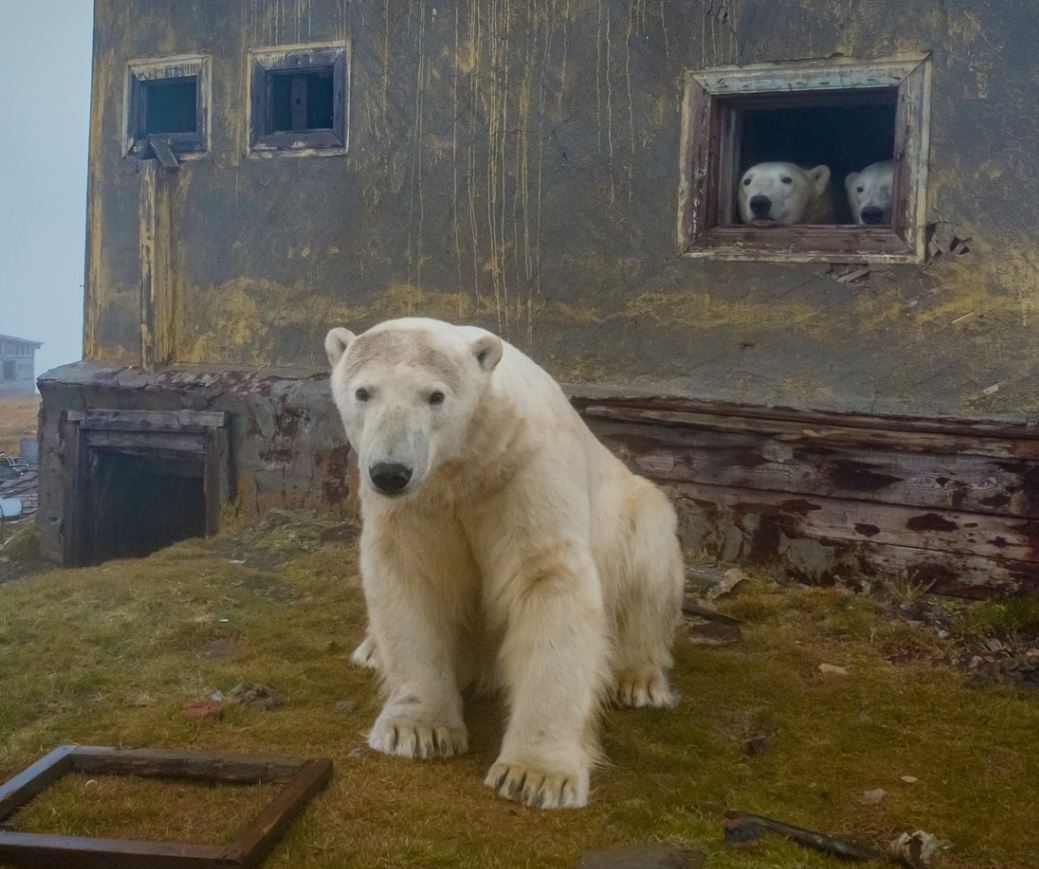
(613, 668, 675, 708)
(368, 716, 468, 759)
(484, 760, 589, 809)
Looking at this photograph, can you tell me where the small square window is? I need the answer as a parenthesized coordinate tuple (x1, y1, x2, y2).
(126, 56, 209, 158)
(250, 45, 349, 154)
(678, 56, 931, 263)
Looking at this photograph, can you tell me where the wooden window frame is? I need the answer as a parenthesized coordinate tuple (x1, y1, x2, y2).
(0, 745, 332, 868)
(678, 55, 931, 264)
(249, 44, 349, 155)
(126, 55, 210, 159)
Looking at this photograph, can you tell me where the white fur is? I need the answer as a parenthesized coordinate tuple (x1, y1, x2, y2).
(327, 318, 684, 809)
(846, 160, 893, 225)
(738, 161, 832, 225)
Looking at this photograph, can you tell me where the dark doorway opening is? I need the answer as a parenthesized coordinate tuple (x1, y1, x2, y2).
(63, 409, 230, 567)
(87, 450, 206, 563)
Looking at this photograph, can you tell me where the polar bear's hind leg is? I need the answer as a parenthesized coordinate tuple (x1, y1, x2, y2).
(611, 483, 684, 709)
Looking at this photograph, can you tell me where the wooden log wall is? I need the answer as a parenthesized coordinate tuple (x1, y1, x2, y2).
(575, 397, 1039, 598)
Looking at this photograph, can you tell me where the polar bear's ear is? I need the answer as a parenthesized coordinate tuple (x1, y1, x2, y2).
(471, 334, 503, 372)
(807, 165, 831, 196)
(324, 327, 356, 367)
(844, 170, 859, 196)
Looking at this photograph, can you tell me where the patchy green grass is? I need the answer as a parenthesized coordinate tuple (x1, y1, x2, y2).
(959, 598, 1039, 642)
(12, 774, 279, 845)
(1, 520, 1037, 867)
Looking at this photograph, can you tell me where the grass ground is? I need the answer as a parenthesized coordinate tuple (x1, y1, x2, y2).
(1, 514, 1037, 868)
(0, 396, 38, 456)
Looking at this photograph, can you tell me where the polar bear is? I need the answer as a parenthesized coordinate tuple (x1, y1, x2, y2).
(325, 318, 684, 809)
(738, 162, 834, 225)
(846, 160, 893, 225)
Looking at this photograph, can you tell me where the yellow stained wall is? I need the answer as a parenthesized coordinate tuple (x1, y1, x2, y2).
(83, 0, 1039, 420)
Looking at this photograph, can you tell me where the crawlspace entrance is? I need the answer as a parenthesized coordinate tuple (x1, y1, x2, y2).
(88, 449, 206, 563)
(63, 409, 230, 567)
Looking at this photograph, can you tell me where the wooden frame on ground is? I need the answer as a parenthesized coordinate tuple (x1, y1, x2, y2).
(0, 745, 332, 868)
(678, 54, 931, 263)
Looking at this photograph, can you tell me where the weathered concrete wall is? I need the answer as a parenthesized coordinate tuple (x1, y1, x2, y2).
(83, 0, 1039, 420)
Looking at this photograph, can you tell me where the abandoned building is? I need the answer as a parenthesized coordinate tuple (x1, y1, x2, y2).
(36, 1, 1038, 595)
(0, 335, 42, 398)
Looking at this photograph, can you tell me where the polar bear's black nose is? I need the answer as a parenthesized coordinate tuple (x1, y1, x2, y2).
(370, 462, 412, 495)
(861, 206, 885, 224)
(749, 195, 771, 216)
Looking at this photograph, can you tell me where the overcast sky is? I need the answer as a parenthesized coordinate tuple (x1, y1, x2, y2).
(0, 2, 93, 380)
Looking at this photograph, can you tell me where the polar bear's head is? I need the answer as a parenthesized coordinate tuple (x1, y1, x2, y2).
(325, 318, 503, 498)
(845, 160, 893, 225)
(738, 162, 831, 226)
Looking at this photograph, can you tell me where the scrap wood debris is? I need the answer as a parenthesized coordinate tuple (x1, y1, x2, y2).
(724, 811, 882, 861)
(724, 812, 943, 867)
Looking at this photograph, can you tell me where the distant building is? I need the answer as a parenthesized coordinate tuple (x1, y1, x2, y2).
(0, 335, 42, 396)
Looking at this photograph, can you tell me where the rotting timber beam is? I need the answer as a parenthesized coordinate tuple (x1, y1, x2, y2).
(570, 394, 1039, 598)
(138, 159, 176, 369)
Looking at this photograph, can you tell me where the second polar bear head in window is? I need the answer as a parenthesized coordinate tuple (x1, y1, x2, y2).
(738, 162, 834, 226)
(846, 160, 894, 225)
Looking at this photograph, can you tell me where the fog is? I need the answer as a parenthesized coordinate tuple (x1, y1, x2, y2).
(0, 2, 93, 382)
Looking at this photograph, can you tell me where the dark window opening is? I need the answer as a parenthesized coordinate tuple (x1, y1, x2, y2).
(2, 361, 15, 380)
(735, 91, 897, 225)
(87, 450, 206, 564)
(270, 69, 335, 132)
(250, 46, 347, 152)
(141, 76, 198, 135)
(127, 58, 208, 158)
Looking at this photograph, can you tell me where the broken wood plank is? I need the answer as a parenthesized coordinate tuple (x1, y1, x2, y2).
(668, 485, 1039, 596)
(582, 405, 1039, 460)
(149, 138, 180, 170)
(569, 392, 1039, 440)
(67, 410, 227, 432)
(724, 811, 882, 862)
(69, 747, 305, 784)
(666, 481, 1039, 564)
(592, 418, 1038, 517)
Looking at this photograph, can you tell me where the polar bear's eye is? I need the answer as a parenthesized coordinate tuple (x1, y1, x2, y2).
(429, 390, 445, 406)
(743, 177, 752, 186)
(781, 176, 792, 184)
(355, 387, 370, 402)
(857, 186, 864, 193)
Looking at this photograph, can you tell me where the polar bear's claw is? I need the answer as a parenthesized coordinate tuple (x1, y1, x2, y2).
(368, 718, 468, 759)
(350, 636, 379, 670)
(613, 669, 675, 709)
(484, 761, 588, 809)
